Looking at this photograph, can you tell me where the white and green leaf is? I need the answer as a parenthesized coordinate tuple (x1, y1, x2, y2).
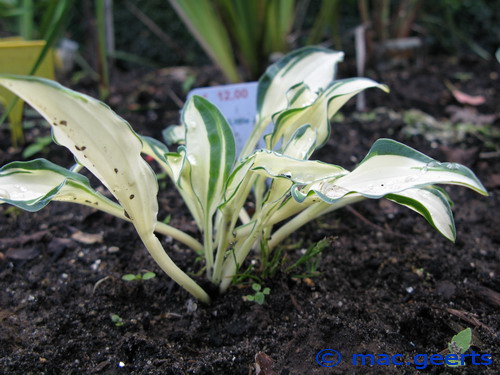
(0, 75, 158, 236)
(181, 95, 236, 273)
(250, 150, 347, 185)
(257, 46, 344, 123)
(290, 139, 487, 240)
(340, 138, 484, 198)
(141, 135, 170, 173)
(0, 158, 119, 213)
(162, 124, 185, 146)
(222, 138, 345, 210)
(182, 95, 236, 221)
(264, 125, 318, 206)
(325, 78, 389, 118)
(0, 158, 204, 251)
(386, 185, 457, 241)
(220, 156, 255, 209)
(0, 75, 210, 302)
(269, 78, 389, 150)
(285, 82, 318, 109)
(164, 147, 204, 229)
(281, 124, 318, 160)
(239, 47, 344, 158)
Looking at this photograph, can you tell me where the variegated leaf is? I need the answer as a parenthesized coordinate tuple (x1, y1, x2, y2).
(221, 140, 345, 210)
(289, 139, 487, 240)
(0, 159, 120, 213)
(180, 95, 236, 273)
(281, 124, 318, 160)
(165, 147, 204, 229)
(269, 78, 389, 150)
(285, 82, 318, 109)
(141, 135, 171, 174)
(386, 185, 456, 241)
(250, 150, 347, 184)
(182, 95, 236, 221)
(0, 75, 158, 236)
(0, 75, 210, 302)
(239, 47, 344, 158)
(264, 125, 318, 206)
(162, 124, 185, 145)
(257, 46, 344, 122)
(220, 156, 255, 209)
(0, 159, 204, 252)
(293, 139, 487, 203)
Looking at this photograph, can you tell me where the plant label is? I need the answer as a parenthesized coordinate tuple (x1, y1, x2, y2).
(188, 82, 261, 154)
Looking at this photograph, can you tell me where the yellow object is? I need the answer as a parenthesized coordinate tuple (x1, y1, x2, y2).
(0, 39, 55, 146)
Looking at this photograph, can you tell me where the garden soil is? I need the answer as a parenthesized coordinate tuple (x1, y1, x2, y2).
(0, 56, 499, 374)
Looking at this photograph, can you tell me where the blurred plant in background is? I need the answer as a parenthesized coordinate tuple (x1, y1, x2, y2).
(420, 0, 500, 61)
(3, 1, 497, 86)
(357, 0, 423, 61)
(0, 0, 73, 146)
(168, 0, 498, 81)
(169, 0, 345, 82)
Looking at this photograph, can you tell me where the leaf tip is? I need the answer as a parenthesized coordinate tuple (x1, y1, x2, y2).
(380, 84, 390, 93)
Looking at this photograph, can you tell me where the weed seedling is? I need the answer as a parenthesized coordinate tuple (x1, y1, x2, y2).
(285, 237, 331, 277)
(121, 272, 156, 282)
(447, 328, 472, 367)
(110, 313, 124, 327)
(245, 283, 270, 305)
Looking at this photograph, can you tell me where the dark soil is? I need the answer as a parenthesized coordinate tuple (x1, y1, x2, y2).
(1, 56, 499, 374)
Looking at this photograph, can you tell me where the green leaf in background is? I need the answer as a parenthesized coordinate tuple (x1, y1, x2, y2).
(21, 135, 52, 158)
(216, 0, 260, 78)
(169, 0, 240, 82)
(30, 0, 73, 76)
(262, 0, 295, 55)
(19, 0, 33, 39)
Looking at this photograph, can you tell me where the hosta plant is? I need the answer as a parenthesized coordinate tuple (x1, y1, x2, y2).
(0, 47, 487, 303)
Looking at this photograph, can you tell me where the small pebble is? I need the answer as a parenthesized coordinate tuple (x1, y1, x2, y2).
(91, 259, 101, 271)
(186, 299, 197, 313)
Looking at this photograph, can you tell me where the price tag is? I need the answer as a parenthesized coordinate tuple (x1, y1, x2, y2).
(188, 81, 259, 155)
